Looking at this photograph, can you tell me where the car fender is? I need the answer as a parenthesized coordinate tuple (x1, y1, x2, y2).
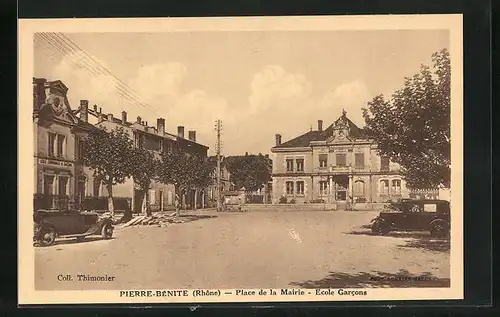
(98, 218, 114, 229)
(35, 223, 57, 240)
(429, 218, 448, 227)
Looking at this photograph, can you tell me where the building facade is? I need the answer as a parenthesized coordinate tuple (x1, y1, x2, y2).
(33, 78, 95, 210)
(270, 111, 410, 208)
(74, 104, 209, 212)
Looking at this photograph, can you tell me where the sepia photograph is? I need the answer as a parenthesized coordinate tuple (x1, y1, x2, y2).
(18, 15, 463, 304)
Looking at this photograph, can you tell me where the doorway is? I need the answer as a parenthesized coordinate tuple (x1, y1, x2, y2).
(334, 175, 349, 201)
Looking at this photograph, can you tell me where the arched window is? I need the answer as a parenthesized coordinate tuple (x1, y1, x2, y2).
(379, 180, 389, 195)
(354, 180, 365, 197)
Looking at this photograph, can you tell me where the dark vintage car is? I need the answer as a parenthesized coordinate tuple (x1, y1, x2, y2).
(370, 199, 450, 237)
(33, 209, 114, 246)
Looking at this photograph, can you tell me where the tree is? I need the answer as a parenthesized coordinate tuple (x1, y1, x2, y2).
(225, 154, 272, 192)
(157, 149, 193, 214)
(188, 154, 215, 210)
(83, 126, 134, 216)
(157, 149, 215, 212)
(362, 49, 451, 189)
(129, 146, 159, 217)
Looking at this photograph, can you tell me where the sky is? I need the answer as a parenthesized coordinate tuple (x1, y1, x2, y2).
(34, 30, 449, 156)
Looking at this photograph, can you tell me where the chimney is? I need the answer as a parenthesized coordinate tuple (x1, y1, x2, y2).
(177, 126, 185, 138)
(32, 78, 47, 111)
(121, 111, 127, 125)
(157, 118, 165, 135)
(80, 100, 89, 122)
(275, 134, 282, 146)
(318, 120, 323, 132)
(107, 113, 114, 122)
(136, 116, 141, 124)
(93, 104, 97, 113)
(188, 130, 196, 142)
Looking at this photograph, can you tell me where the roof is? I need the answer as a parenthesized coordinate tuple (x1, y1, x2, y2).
(273, 113, 366, 149)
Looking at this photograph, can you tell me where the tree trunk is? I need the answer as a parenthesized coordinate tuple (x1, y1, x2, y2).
(106, 183, 115, 216)
(194, 189, 198, 211)
(201, 190, 205, 209)
(138, 189, 150, 216)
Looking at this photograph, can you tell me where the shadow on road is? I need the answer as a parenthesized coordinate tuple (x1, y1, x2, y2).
(346, 227, 450, 253)
(34, 236, 115, 248)
(290, 269, 450, 288)
(178, 214, 217, 221)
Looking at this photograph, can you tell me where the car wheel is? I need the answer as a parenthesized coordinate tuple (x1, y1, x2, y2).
(430, 222, 449, 238)
(38, 227, 56, 246)
(371, 220, 391, 235)
(101, 223, 113, 239)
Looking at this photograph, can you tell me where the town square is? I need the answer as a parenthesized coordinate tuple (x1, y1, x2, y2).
(29, 23, 454, 293)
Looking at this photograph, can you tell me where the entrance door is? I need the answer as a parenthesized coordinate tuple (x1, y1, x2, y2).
(43, 175, 55, 209)
(334, 175, 349, 201)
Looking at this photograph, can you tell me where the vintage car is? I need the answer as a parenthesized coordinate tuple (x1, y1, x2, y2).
(33, 209, 114, 246)
(370, 199, 450, 237)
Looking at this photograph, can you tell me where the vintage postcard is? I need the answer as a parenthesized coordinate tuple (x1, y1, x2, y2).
(18, 15, 463, 305)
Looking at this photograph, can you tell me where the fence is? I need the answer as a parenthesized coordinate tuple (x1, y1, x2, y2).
(33, 194, 132, 213)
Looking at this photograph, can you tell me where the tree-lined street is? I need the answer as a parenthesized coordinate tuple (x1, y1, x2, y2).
(35, 210, 450, 290)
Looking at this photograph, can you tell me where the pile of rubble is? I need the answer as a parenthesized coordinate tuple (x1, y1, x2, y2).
(121, 212, 187, 228)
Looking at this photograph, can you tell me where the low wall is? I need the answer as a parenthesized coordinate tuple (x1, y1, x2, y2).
(245, 203, 387, 212)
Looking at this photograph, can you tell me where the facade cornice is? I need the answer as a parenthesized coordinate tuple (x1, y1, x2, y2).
(271, 147, 312, 153)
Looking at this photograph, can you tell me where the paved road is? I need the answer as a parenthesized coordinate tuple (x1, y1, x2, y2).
(35, 210, 450, 290)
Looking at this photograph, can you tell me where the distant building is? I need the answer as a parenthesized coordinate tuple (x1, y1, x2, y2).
(270, 111, 410, 208)
(74, 104, 209, 212)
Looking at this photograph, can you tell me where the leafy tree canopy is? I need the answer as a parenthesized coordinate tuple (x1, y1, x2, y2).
(362, 49, 451, 189)
(157, 149, 215, 193)
(83, 126, 134, 186)
(225, 154, 272, 192)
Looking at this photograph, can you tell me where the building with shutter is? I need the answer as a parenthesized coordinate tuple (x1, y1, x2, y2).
(33, 78, 97, 211)
(73, 104, 209, 212)
(270, 110, 410, 208)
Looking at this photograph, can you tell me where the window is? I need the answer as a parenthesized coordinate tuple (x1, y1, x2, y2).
(296, 181, 305, 195)
(77, 138, 85, 161)
(355, 153, 365, 168)
(354, 180, 365, 196)
(381, 156, 390, 171)
(379, 180, 389, 195)
(286, 159, 294, 172)
(296, 159, 304, 172)
(165, 141, 173, 153)
(159, 139, 164, 152)
(319, 181, 329, 195)
(93, 179, 101, 197)
(56, 135, 66, 158)
(43, 175, 54, 195)
(48, 133, 56, 156)
(137, 134, 144, 148)
(48, 133, 66, 157)
(58, 177, 68, 196)
(336, 153, 346, 166)
(286, 181, 294, 195)
(319, 154, 328, 168)
(423, 204, 437, 212)
(392, 179, 401, 195)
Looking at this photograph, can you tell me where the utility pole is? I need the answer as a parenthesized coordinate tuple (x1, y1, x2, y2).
(215, 119, 222, 212)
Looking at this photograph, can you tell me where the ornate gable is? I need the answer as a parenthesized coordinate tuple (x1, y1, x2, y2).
(326, 109, 353, 144)
(37, 80, 78, 124)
